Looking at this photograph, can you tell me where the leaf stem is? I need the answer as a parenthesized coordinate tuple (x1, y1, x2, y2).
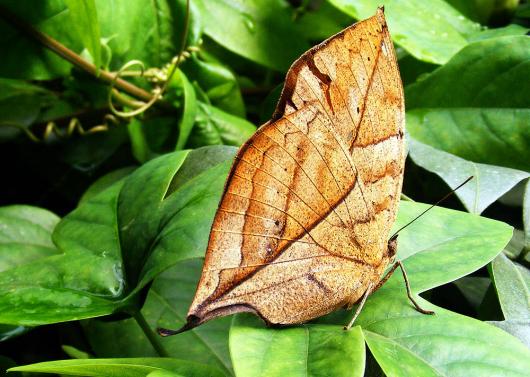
(0, 5, 154, 103)
(133, 311, 170, 357)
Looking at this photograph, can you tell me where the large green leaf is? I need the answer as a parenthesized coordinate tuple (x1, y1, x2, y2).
(64, 0, 101, 68)
(468, 24, 529, 42)
(405, 36, 530, 173)
(491, 253, 530, 320)
(0, 79, 58, 140)
(118, 146, 236, 290)
(0, 146, 236, 325)
(445, 0, 496, 23)
(0, 205, 60, 339)
(405, 36, 530, 212)
(95, 0, 200, 70)
(294, 0, 352, 41)
(362, 304, 529, 377)
(408, 138, 529, 214)
(230, 202, 528, 376)
(488, 320, 530, 349)
(174, 70, 197, 150)
(188, 102, 255, 148)
(79, 167, 136, 204)
(230, 317, 365, 377)
(523, 179, 530, 251)
(182, 55, 245, 117)
(195, 0, 309, 71)
(9, 358, 224, 377)
(406, 36, 530, 109)
(84, 259, 233, 376)
(489, 252, 530, 347)
(0, 183, 124, 325)
(0, 205, 60, 273)
(328, 0, 480, 64)
(407, 108, 530, 172)
(0, 0, 81, 79)
(0, 0, 198, 79)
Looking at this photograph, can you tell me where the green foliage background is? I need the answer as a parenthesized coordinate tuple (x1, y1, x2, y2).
(0, 0, 529, 376)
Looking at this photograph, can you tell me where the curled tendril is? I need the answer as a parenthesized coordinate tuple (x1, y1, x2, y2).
(108, 60, 163, 118)
(3, 114, 120, 143)
(108, 0, 194, 119)
(13, 0, 195, 142)
(107, 41, 201, 118)
(11, 42, 201, 143)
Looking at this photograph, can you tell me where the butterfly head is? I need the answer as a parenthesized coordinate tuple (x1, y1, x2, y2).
(387, 234, 398, 259)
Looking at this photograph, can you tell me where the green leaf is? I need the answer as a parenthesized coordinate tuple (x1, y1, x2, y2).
(408, 138, 530, 214)
(95, 0, 200, 70)
(294, 1, 352, 41)
(0, 79, 57, 140)
(230, 202, 521, 376)
(328, 0, 480, 64)
(491, 253, 530, 320)
(0, 205, 60, 272)
(0, 0, 199, 78)
(79, 167, 136, 204)
(174, 70, 197, 150)
(524, 180, 530, 252)
(9, 358, 225, 377)
(231, 315, 365, 377)
(62, 345, 92, 359)
(64, 0, 101, 69)
(406, 36, 530, 109)
(488, 320, 530, 349)
(405, 35, 530, 214)
(444, 0, 494, 23)
(406, 108, 530, 172)
(453, 276, 490, 311)
(363, 331, 440, 377)
(60, 126, 129, 172)
(0, 146, 236, 325)
(405, 37, 530, 174)
(0, 0, 81, 79)
(356, 204, 526, 376)
(189, 102, 255, 148)
(147, 371, 184, 377)
(128, 118, 151, 163)
(183, 55, 245, 117)
(370, 201, 512, 294)
(469, 24, 529, 42)
(84, 259, 233, 376)
(362, 306, 530, 377)
(0, 183, 125, 326)
(195, 0, 310, 71)
(116, 145, 235, 290)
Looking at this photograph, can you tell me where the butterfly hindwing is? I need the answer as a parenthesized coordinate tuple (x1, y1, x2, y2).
(185, 8, 405, 327)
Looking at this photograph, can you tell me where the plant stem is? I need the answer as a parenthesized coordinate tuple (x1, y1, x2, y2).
(0, 5, 154, 103)
(133, 312, 170, 357)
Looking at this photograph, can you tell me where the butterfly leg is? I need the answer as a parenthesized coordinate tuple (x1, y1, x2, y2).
(344, 282, 373, 330)
(397, 260, 434, 315)
(373, 261, 400, 292)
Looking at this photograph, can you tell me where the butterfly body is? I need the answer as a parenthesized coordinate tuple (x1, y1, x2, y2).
(169, 8, 405, 332)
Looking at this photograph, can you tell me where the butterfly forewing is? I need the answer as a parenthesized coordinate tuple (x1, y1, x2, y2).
(186, 8, 405, 327)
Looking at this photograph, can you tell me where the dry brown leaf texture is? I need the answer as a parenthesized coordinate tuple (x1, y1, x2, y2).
(175, 8, 405, 331)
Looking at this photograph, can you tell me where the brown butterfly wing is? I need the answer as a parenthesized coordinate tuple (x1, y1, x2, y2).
(186, 8, 404, 327)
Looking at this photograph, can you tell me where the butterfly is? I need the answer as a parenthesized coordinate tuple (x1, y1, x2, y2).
(159, 7, 433, 336)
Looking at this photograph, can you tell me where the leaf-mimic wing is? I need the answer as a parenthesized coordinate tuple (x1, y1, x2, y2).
(184, 8, 405, 328)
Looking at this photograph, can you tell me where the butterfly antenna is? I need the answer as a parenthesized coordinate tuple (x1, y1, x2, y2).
(390, 176, 473, 240)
